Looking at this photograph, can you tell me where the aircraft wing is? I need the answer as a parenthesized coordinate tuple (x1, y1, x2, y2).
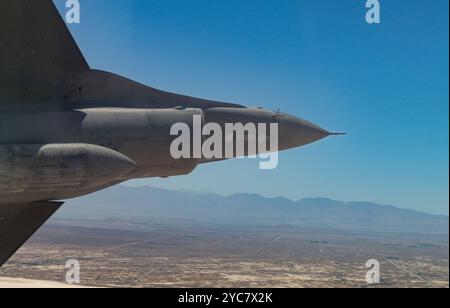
(0, 201, 63, 267)
(0, 0, 89, 70)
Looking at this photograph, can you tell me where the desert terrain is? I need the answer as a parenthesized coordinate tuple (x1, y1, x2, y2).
(0, 219, 448, 288)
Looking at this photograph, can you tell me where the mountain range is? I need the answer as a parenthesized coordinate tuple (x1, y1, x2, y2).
(55, 185, 449, 235)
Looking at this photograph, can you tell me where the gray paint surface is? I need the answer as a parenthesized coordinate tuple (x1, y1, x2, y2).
(0, 0, 337, 266)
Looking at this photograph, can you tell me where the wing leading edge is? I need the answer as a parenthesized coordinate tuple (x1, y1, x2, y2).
(0, 201, 63, 267)
(0, 0, 89, 70)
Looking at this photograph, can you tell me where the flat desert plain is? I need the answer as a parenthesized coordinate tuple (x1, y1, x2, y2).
(0, 220, 448, 288)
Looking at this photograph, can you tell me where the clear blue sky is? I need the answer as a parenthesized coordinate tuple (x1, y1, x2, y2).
(56, 0, 449, 215)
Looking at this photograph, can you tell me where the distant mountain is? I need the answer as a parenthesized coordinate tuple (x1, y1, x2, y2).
(55, 186, 449, 235)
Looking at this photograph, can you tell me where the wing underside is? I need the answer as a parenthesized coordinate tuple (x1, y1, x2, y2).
(0, 0, 89, 70)
(0, 201, 63, 267)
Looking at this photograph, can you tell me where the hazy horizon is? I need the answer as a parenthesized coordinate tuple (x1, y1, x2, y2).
(116, 183, 450, 218)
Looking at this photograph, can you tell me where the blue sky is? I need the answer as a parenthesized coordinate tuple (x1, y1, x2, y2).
(56, 0, 449, 215)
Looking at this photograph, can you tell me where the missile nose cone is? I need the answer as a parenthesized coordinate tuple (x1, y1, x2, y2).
(203, 107, 338, 156)
(277, 113, 331, 150)
(85, 145, 137, 180)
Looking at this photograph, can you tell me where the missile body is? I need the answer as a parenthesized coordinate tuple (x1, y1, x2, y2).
(0, 144, 135, 202)
(1, 70, 338, 203)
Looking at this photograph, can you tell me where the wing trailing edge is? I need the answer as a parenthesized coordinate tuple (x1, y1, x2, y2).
(0, 201, 63, 267)
(0, 0, 89, 70)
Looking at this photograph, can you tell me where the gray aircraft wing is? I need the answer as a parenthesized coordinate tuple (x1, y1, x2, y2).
(0, 202, 63, 267)
(0, 0, 89, 70)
